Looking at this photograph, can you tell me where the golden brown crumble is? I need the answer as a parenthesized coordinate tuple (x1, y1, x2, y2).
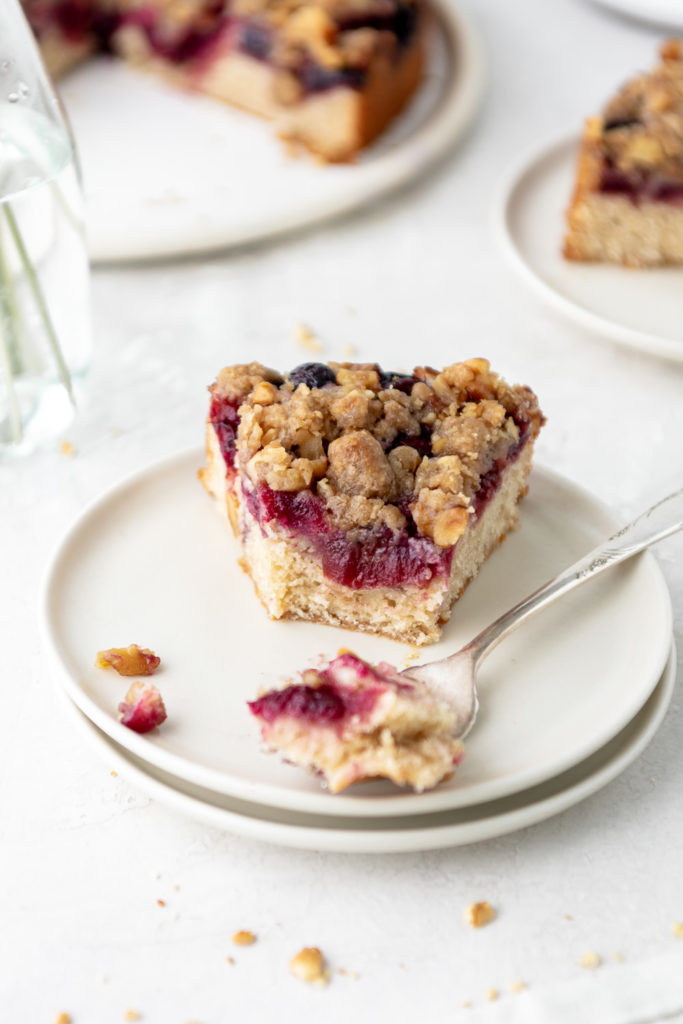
(464, 901, 496, 928)
(290, 946, 329, 985)
(232, 930, 257, 946)
(596, 39, 683, 182)
(578, 951, 602, 969)
(486, 989, 499, 1002)
(210, 360, 543, 548)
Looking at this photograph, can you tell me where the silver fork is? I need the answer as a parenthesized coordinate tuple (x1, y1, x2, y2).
(401, 487, 683, 738)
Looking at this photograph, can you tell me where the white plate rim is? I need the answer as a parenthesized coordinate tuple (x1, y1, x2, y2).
(494, 132, 683, 364)
(80, 0, 485, 263)
(587, 0, 683, 29)
(40, 445, 674, 818)
(57, 643, 677, 852)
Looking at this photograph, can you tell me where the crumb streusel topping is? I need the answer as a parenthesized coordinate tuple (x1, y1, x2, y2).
(209, 359, 543, 549)
(594, 39, 683, 184)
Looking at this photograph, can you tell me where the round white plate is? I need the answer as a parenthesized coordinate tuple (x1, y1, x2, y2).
(496, 134, 683, 363)
(59, 645, 676, 852)
(58, 0, 483, 263)
(41, 447, 673, 818)
(587, 0, 683, 29)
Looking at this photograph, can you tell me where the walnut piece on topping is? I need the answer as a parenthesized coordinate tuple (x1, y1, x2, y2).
(96, 645, 160, 676)
(290, 947, 329, 986)
(118, 682, 167, 734)
(464, 901, 496, 928)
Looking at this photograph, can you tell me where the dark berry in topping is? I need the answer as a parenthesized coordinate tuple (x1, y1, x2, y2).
(603, 117, 641, 132)
(288, 363, 337, 389)
(378, 370, 417, 394)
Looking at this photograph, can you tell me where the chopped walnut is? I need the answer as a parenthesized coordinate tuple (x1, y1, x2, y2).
(464, 901, 496, 928)
(232, 930, 257, 946)
(96, 645, 160, 677)
(290, 947, 329, 986)
(118, 682, 167, 734)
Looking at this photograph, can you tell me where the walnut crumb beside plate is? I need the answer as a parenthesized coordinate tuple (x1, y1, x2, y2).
(290, 947, 329, 986)
(464, 901, 496, 928)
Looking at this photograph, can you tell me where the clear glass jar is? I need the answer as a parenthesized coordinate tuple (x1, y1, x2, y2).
(0, 1, 91, 457)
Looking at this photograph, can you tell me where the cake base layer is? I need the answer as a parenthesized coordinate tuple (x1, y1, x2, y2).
(564, 192, 683, 267)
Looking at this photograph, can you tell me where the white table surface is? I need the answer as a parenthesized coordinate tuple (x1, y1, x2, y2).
(3, 0, 683, 1021)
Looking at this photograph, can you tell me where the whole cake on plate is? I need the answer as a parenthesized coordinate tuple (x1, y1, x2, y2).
(199, 358, 544, 646)
(22, 0, 427, 161)
(564, 39, 683, 267)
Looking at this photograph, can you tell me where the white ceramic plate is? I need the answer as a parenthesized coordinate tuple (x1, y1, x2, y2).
(587, 0, 683, 29)
(58, 0, 483, 263)
(58, 645, 676, 852)
(496, 134, 683, 363)
(41, 447, 673, 818)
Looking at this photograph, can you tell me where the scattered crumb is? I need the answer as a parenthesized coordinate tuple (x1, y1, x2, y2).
(157, 900, 166, 908)
(124, 1013, 141, 1022)
(578, 951, 602, 970)
(402, 647, 421, 668)
(341, 343, 357, 358)
(232, 930, 256, 946)
(110, 770, 118, 777)
(671, 922, 683, 938)
(294, 322, 324, 353)
(486, 989, 499, 1002)
(96, 644, 160, 676)
(613, 953, 624, 963)
(226, 957, 235, 965)
(462, 1003, 472, 1010)
(290, 947, 329, 986)
(509, 980, 526, 993)
(59, 440, 75, 456)
(55, 1014, 71, 1024)
(119, 681, 167, 734)
(337, 968, 359, 980)
(464, 901, 496, 928)
(564, 914, 573, 921)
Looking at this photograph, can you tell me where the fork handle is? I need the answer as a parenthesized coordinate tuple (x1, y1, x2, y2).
(465, 486, 683, 665)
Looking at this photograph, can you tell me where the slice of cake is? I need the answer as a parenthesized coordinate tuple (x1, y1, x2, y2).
(22, 0, 426, 162)
(248, 651, 464, 792)
(200, 358, 544, 646)
(564, 39, 683, 267)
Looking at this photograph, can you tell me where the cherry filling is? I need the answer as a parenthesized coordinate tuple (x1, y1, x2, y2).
(599, 165, 683, 204)
(248, 680, 381, 725)
(209, 392, 242, 476)
(245, 482, 450, 589)
(249, 653, 392, 725)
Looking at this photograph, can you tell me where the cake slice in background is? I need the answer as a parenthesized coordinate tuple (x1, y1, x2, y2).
(200, 359, 544, 646)
(564, 39, 683, 267)
(21, 0, 427, 162)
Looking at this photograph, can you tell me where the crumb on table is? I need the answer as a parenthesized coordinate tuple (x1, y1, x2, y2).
(486, 988, 499, 1002)
(578, 951, 602, 969)
(464, 901, 496, 928)
(55, 1014, 71, 1024)
(294, 322, 324, 352)
(509, 980, 526, 993)
(124, 1012, 141, 1022)
(232, 930, 257, 946)
(290, 947, 329, 986)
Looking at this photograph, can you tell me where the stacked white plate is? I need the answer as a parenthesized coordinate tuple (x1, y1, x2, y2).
(41, 449, 675, 852)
